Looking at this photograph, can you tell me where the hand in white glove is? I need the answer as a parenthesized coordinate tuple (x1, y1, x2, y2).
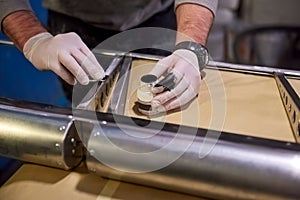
(23, 32, 105, 85)
(150, 49, 201, 113)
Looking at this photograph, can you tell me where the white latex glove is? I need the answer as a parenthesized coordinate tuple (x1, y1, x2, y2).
(150, 49, 201, 112)
(23, 32, 105, 85)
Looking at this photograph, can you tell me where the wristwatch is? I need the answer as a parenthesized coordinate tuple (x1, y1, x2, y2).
(175, 41, 209, 71)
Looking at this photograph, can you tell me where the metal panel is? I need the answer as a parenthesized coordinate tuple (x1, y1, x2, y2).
(0, 98, 83, 170)
(82, 112, 300, 200)
(275, 73, 300, 142)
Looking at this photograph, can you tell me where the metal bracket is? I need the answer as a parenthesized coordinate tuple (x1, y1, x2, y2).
(107, 56, 132, 115)
(76, 56, 124, 111)
(275, 73, 300, 142)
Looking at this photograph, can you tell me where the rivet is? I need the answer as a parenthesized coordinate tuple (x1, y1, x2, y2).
(89, 149, 95, 156)
(59, 125, 66, 131)
(55, 143, 60, 149)
(93, 132, 100, 137)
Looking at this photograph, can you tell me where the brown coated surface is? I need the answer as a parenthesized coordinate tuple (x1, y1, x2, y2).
(125, 60, 297, 142)
(0, 164, 205, 200)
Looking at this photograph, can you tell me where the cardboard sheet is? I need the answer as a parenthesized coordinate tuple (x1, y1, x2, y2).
(125, 60, 297, 142)
(289, 78, 300, 96)
(0, 164, 204, 200)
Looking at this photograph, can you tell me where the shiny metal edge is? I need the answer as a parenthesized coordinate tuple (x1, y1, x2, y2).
(93, 48, 164, 61)
(107, 56, 132, 115)
(0, 97, 73, 120)
(76, 56, 124, 110)
(0, 39, 14, 46)
(93, 49, 300, 78)
(208, 61, 300, 78)
(275, 73, 300, 142)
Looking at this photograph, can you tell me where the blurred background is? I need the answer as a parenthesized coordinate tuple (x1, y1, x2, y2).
(0, 0, 300, 184)
(207, 0, 300, 69)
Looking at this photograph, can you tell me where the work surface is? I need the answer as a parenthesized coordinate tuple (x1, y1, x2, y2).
(1, 59, 299, 199)
(0, 164, 205, 200)
(124, 60, 298, 142)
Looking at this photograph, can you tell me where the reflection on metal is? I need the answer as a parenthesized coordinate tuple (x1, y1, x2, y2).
(107, 56, 132, 115)
(93, 48, 164, 61)
(83, 114, 300, 200)
(0, 39, 14, 46)
(92, 49, 300, 78)
(0, 98, 83, 170)
(1, 97, 300, 199)
(76, 56, 124, 111)
(275, 73, 300, 143)
(208, 61, 300, 78)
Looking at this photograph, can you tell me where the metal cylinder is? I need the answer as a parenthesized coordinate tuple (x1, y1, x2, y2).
(1, 97, 300, 199)
(84, 114, 300, 200)
(137, 74, 157, 104)
(0, 98, 83, 170)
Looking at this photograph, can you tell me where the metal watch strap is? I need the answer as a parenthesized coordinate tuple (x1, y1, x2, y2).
(175, 41, 209, 71)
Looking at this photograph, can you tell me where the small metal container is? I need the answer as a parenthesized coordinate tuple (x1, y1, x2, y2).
(137, 74, 158, 105)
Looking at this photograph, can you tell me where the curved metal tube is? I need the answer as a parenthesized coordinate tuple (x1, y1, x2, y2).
(84, 115, 300, 200)
(1, 98, 300, 199)
(0, 98, 83, 170)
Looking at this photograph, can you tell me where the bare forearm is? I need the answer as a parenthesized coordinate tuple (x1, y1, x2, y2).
(176, 3, 214, 45)
(2, 10, 47, 51)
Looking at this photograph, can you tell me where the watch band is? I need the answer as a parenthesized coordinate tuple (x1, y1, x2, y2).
(175, 41, 209, 71)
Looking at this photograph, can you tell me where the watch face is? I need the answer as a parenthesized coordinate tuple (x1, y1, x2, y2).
(199, 48, 209, 63)
(195, 45, 209, 70)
